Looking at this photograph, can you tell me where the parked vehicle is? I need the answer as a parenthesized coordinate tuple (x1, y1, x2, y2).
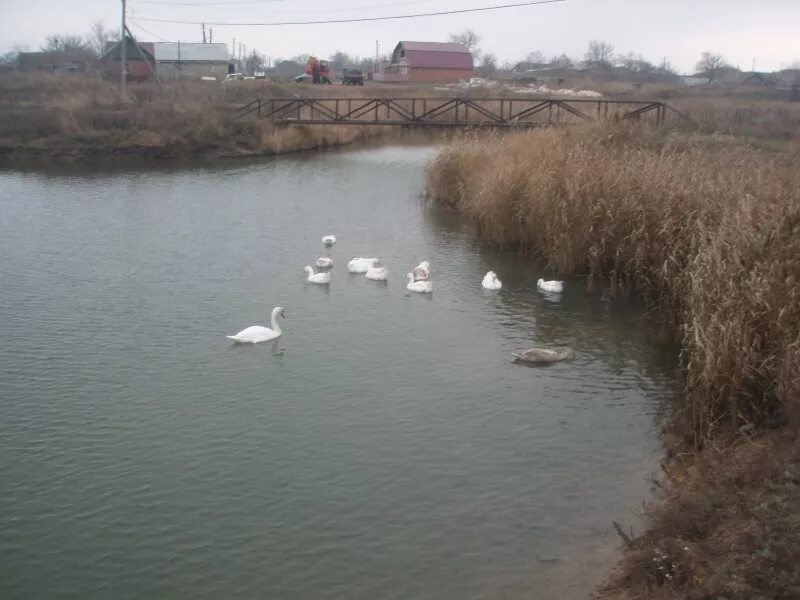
(304, 56, 332, 84)
(342, 67, 365, 86)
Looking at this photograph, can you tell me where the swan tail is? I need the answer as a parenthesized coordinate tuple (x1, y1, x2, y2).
(226, 335, 240, 341)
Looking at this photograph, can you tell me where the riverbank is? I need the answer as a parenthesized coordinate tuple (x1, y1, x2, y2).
(425, 121, 800, 598)
(0, 73, 392, 162)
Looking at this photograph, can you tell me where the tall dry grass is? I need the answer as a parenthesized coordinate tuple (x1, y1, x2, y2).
(427, 123, 800, 444)
(0, 72, 385, 159)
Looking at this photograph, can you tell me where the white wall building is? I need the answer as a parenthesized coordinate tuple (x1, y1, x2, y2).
(153, 43, 229, 80)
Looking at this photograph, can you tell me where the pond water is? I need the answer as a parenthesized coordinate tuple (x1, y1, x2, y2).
(0, 145, 674, 599)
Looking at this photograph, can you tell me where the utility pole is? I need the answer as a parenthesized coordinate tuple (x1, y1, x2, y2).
(202, 23, 206, 44)
(121, 0, 127, 99)
(232, 38, 236, 60)
(209, 28, 213, 43)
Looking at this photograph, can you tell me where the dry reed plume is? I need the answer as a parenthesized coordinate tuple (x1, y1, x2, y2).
(426, 123, 800, 444)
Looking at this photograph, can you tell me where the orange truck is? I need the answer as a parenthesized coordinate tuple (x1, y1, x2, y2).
(304, 56, 332, 84)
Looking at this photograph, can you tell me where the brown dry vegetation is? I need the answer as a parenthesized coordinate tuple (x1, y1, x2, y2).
(426, 119, 800, 598)
(0, 72, 386, 161)
(597, 430, 800, 600)
(427, 122, 800, 441)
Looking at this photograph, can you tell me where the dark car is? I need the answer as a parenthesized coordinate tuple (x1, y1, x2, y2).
(341, 67, 365, 86)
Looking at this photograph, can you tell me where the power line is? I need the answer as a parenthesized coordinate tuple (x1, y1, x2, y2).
(132, 0, 287, 5)
(135, 0, 566, 26)
(129, 18, 171, 41)
(132, 0, 432, 11)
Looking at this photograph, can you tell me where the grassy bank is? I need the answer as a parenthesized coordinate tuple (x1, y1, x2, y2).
(0, 73, 387, 162)
(425, 121, 800, 597)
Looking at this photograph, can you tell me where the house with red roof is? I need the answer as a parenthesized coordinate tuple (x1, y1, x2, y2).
(374, 41, 474, 83)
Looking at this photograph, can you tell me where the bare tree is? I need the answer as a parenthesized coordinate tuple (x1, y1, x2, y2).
(696, 51, 729, 80)
(0, 44, 27, 66)
(656, 57, 676, 74)
(584, 40, 614, 66)
(328, 51, 352, 71)
(525, 50, 546, 64)
(41, 34, 90, 54)
(617, 51, 653, 73)
(0, 50, 19, 66)
(244, 50, 265, 75)
(477, 53, 497, 77)
(86, 21, 119, 57)
(449, 30, 480, 61)
(549, 53, 573, 68)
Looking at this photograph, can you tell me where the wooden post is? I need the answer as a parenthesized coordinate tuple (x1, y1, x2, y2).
(120, 0, 127, 100)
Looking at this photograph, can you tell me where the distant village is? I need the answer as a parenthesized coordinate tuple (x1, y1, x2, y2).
(4, 27, 799, 97)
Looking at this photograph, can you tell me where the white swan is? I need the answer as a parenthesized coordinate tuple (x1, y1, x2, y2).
(227, 307, 285, 343)
(347, 257, 378, 273)
(304, 266, 331, 284)
(321, 235, 336, 246)
(412, 261, 430, 281)
(537, 279, 564, 293)
(406, 272, 432, 293)
(365, 260, 388, 281)
(316, 255, 333, 268)
(482, 271, 502, 290)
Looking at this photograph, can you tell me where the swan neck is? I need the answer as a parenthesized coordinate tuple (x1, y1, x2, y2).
(271, 310, 282, 334)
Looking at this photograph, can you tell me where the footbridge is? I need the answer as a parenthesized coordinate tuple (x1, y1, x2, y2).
(235, 97, 685, 128)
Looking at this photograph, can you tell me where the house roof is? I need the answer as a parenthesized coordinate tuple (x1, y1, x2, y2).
(153, 42, 228, 62)
(394, 41, 473, 70)
(399, 41, 471, 54)
(100, 37, 154, 61)
(18, 50, 93, 67)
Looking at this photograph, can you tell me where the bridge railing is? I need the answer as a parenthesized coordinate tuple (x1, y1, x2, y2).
(235, 97, 683, 128)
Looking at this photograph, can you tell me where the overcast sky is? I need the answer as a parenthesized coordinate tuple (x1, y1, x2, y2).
(2, 0, 799, 73)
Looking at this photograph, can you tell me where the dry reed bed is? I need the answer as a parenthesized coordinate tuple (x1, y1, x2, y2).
(0, 73, 385, 159)
(426, 123, 800, 444)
